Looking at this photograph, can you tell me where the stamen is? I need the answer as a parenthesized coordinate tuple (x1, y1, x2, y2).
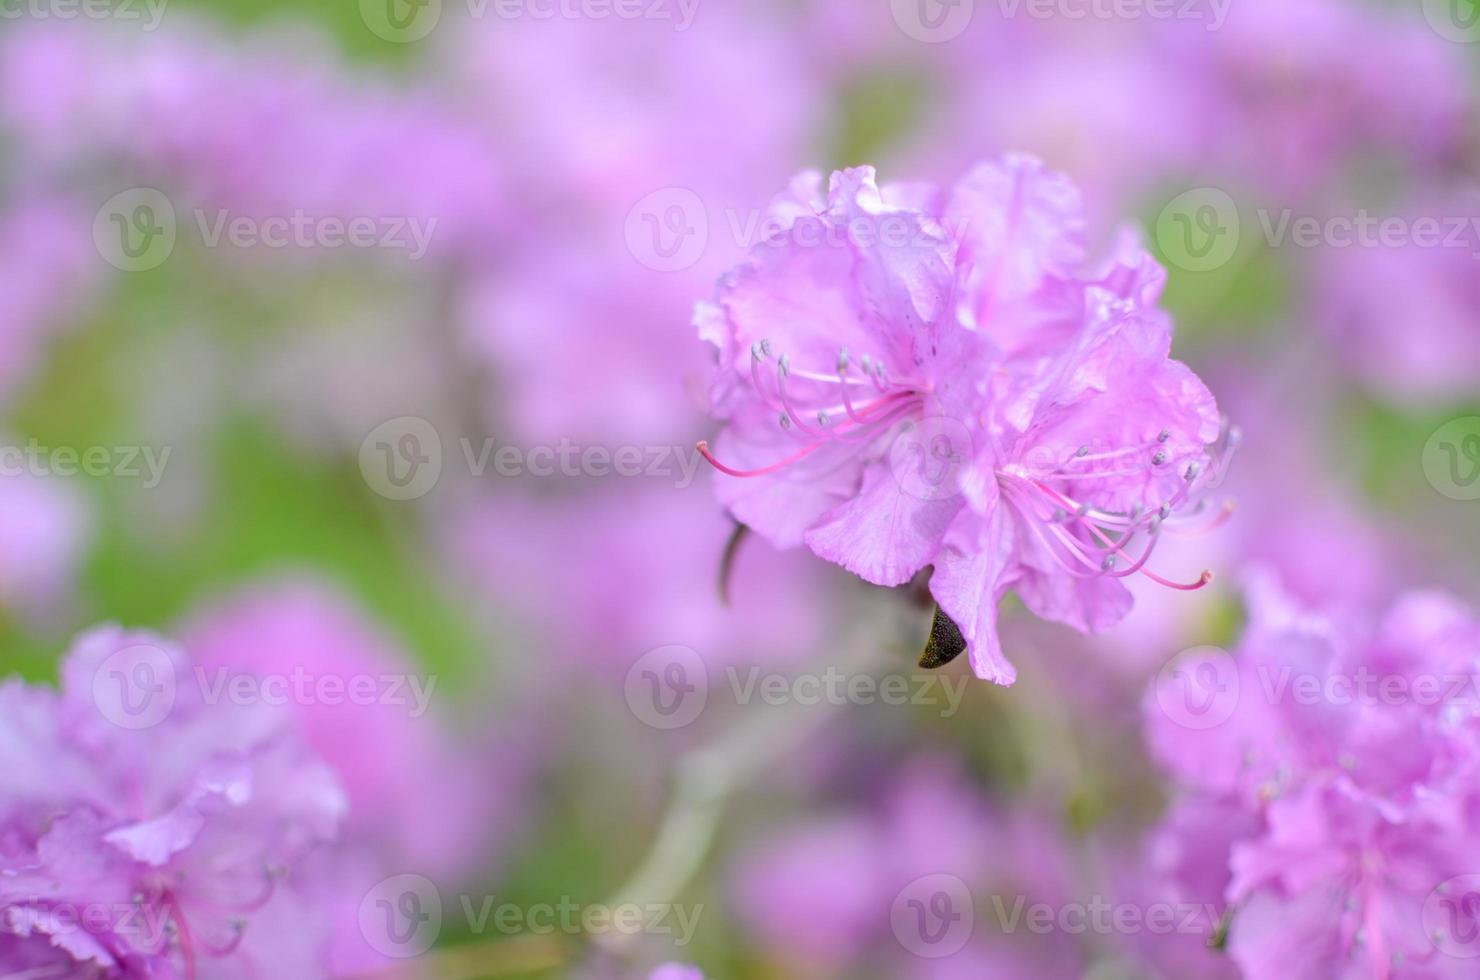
(777, 358, 826, 437)
(697, 438, 825, 478)
(1020, 477, 1216, 591)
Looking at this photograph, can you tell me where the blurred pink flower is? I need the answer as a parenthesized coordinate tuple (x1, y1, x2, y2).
(731, 756, 1080, 974)
(648, 965, 705, 980)
(440, 5, 818, 226)
(0, 626, 347, 977)
(1144, 573, 1480, 978)
(1153, 0, 1471, 202)
(462, 232, 713, 450)
(1314, 202, 1480, 408)
(179, 577, 505, 879)
(179, 577, 528, 974)
(0, 469, 91, 625)
(697, 157, 1228, 682)
(2, 20, 506, 259)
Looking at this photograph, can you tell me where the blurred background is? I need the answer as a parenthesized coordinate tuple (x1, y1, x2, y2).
(0, 0, 1477, 977)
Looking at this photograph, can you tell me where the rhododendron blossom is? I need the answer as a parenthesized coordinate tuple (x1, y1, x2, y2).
(696, 156, 1231, 682)
(1144, 572, 1480, 979)
(0, 627, 347, 977)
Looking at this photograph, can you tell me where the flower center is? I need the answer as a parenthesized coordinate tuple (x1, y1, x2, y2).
(698, 342, 925, 478)
(994, 422, 1241, 591)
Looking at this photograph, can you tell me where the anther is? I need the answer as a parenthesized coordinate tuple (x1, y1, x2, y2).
(1158, 428, 1171, 443)
(1152, 450, 1168, 466)
(837, 348, 851, 373)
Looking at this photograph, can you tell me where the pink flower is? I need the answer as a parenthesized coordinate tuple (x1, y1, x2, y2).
(1143, 573, 1480, 978)
(729, 756, 1088, 975)
(648, 965, 705, 980)
(697, 157, 1229, 683)
(0, 626, 347, 977)
(0, 468, 91, 625)
(178, 577, 527, 975)
(178, 577, 507, 880)
(1314, 197, 1480, 408)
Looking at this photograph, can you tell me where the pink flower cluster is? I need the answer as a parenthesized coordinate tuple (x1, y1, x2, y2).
(0, 626, 346, 977)
(698, 156, 1233, 683)
(1144, 571, 1480, 978)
